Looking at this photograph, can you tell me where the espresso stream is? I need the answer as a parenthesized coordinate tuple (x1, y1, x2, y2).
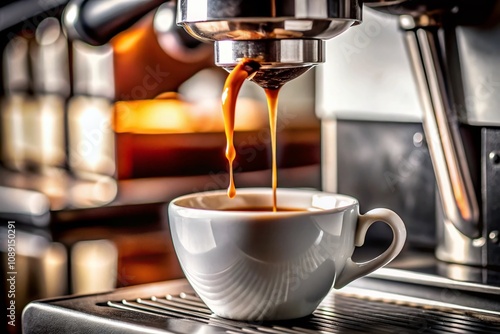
(221, 59, 261, 199)
(264, 88, 280, 211)
(222, 60, 282, 211)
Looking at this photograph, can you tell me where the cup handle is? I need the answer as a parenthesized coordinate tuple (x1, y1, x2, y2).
(334, 208, 407, 289)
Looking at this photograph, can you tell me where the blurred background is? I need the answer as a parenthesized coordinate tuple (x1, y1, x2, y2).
(0, 1, 321, 333)
(5, 0, 500, 333)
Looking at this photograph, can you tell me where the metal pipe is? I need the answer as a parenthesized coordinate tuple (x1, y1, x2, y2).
(404, 28, 480, 241)
(63, 0, 166, 45)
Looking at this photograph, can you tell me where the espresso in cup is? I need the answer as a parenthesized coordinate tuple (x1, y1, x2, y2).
(223, 206, 307, 212)
(168, 188, 406, 321)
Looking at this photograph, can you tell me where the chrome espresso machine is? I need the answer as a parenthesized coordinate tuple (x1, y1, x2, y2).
(22, 0, 500, 333)
(319, 0, 500, 271)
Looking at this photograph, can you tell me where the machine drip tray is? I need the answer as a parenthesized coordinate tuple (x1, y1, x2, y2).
(373, 249, 500, 294)
(23, 252, 500, 334)
(104, 287, 500, 333)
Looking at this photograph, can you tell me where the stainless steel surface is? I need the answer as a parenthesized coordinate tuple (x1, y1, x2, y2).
(316, 7, 422, 122)
(179, 0, 360, 86)
(362, 0, 499, 22)
(436, 213, 483, 266)
(153, 2, 211, 63)
(331, 120, 436, 248)
(455, 25, 500, 126)
(107, 287, 500, 331)
(178, 0, 361, 41)
(22, 275, 500, 333)
(216, 39, 319, 88)
(71, 41, 114, 99)
(372, 267, 500, 295)
(369, 249, 500, 294)
(215, 39, 323, 67)
(483, 128, 500, 267)
(362, 0, 454, 16)
(30, 17, 71, 97)
(318, 1, 499, 268)
(361, 1, 500, 124)
(404, 29, 482, 264)
(410, 27, 479, 241)
(3, 35, 30, 93)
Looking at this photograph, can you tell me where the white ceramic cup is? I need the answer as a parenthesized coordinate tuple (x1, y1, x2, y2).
(168, 188, 406, 321)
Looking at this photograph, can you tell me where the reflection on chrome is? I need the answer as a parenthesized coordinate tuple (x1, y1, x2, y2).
(71, 239, 118, 294)
(340, 285, 500, 317)
(68, 97, 115, 176)
(41, 243, 68, 297)
(70, 175, 118, 207)
(37, 95, 66, 166)
(69, 40, 115, 176)
(1, 95, 26, 170)
(0, 186, 50, 226)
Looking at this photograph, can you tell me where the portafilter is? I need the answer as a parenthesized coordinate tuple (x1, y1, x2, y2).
(177, 0, 362, 88)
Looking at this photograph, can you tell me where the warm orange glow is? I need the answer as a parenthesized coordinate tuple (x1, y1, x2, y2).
(112, 25, 148, 54)
(155, 92, 181, 100)
(71, 240, 118, 294)
(114, 99, 193, 134)
(454, 185, 471, 222)
(113, 96, 267, 134)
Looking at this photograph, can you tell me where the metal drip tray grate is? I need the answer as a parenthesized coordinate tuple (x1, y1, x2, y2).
(23, 277, 500, 333)
(106, 289, 500, 333)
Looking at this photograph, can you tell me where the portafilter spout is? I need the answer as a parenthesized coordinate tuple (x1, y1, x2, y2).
(177, 0, 362, 88)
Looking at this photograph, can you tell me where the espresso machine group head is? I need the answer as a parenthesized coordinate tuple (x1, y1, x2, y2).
(178, 0, 362, 88)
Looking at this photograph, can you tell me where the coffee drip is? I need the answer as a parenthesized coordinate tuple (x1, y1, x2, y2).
(222, 59, 303, 212)
(221, 59, 261, 199)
